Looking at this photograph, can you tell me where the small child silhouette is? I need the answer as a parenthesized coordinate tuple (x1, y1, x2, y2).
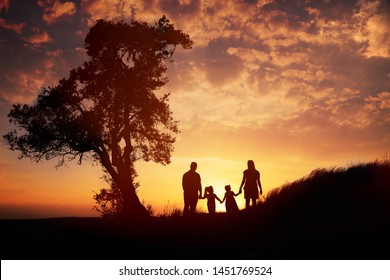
(221, 185, 240, 213)
(201, 186, 222, 214)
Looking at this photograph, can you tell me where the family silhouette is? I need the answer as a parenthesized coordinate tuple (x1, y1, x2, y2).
(182, 160, 263, 215)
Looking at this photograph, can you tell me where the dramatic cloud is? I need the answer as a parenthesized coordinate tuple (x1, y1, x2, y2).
(24, 28, 52, 45)
(353, 0, 390, 58)
(0, 17, 25, 33)
(39, 0, 77, 25)
(81, 0, 138, 25)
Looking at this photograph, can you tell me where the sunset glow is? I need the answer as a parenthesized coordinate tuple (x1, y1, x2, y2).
(0, 0, 389, 218)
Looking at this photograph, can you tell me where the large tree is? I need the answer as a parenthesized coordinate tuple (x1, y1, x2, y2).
(3, 16, 193, 219)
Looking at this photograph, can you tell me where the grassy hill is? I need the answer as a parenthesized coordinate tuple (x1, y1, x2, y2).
(1, 160, 390, 259)
(260, 159, 390, 227)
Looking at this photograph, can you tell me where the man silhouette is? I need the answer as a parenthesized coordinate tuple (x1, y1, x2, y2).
(182, 162, 202, 215)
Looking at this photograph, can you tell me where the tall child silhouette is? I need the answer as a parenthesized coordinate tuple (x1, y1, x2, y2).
(221, 185, 240, 213)
(202, 186, 222, 214)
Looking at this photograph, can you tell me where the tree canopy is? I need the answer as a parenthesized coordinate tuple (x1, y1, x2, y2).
(3, 16, 193, 219)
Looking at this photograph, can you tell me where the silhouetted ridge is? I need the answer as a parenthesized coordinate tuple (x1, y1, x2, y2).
(259, 160, 390, 226)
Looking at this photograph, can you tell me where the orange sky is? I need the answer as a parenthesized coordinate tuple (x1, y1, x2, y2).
(0, 0, 389, 218)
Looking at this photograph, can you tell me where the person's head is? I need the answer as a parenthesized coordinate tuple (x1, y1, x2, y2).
(247, 160, 255, 170)
(206, 186, 214, 194)
(190, 162, 197, 171)
(225, 185, 231, 191)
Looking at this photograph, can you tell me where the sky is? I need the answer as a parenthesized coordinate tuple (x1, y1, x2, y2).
(0, 0, 389, 218)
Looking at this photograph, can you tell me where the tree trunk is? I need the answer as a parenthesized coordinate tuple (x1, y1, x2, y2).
(97, 148, 148, 220)
(117, 178, 149, 220)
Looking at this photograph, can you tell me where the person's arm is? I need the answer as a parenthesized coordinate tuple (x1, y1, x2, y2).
(215, 194, 222, 203)
(239, 172, 245, 193)
(182, 173, 186, 190)
(221, 194, 226, 203)
(198, 174, 202, 198)
(257, 171, 262, 195)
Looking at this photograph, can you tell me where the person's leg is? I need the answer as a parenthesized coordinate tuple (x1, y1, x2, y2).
(251, 198, 256, 207)
(245, 198, 250, 209)
(189, 197, 198, 214)
(209, 203, 215, 214)
(183, 193, 190, 215)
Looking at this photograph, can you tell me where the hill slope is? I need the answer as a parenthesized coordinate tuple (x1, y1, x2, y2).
(260, 159, 390, 226)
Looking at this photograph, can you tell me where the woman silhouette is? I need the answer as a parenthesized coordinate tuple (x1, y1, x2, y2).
(239, 160, 262, 208)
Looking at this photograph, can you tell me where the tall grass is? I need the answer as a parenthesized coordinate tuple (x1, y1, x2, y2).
(258, 159, 390, 225)
(159, 201, 182, 217)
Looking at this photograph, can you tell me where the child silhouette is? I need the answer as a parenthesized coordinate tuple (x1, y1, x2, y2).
(202, 186, 222, 214)
(221, 185, 240, 213)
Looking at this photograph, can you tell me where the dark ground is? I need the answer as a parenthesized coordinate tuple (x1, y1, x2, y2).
(1, 210, 390, 260)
